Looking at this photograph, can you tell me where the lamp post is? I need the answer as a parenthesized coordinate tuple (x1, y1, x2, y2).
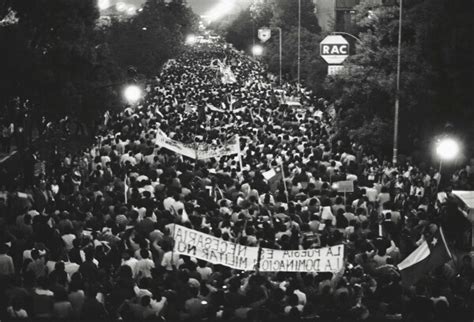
(277, 27, 282, 86)
(297, 0, 301, 93)
(392, 0, 403, 165)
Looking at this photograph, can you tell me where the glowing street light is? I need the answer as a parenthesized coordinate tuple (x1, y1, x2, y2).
(126, 6, 137, 15)
(436, 137, 461, 175)
(116, 2, 127, 12)
(436, 138, 460, 161)
(123, 85, 142, 104)
(185, 34, 197, 46)
(252, 44, 264, 57)
(98, 0, 110, 10)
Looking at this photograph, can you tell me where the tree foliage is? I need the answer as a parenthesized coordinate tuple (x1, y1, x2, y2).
(325, 0, 474, 157)
(0, 0, 197, 126)
(104, 0, 198, 78)
(218, 0, 325, 89)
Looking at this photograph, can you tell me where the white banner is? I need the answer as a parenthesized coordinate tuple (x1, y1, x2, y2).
(196, 137, 240, 160)
(155, 131, 240, 160)
(155, 130, 197, 159)
(172, 225, 259, 271)
(259, 245, 344, 272)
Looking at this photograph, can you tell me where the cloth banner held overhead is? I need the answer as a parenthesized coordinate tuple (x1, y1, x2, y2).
(155, 130, 197, 159)
(259, 245, 344, 273)
(196, 136, 240, 160)
(155, 130, 240, 160)
(171, 225, 259, 271)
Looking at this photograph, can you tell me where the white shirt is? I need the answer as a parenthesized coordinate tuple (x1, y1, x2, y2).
(161, 251, 181, 271)
(321, 206, 336, 226)
(136, 258, 155, 278)
(62, 234, 76, 251)
(123, 257, 139, 277)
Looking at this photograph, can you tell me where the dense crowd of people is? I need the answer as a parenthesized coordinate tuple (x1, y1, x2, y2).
(0, 37, 472, 321)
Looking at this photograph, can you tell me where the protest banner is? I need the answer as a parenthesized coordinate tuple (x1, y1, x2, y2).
(171, 225, 259, 271)
(259, 245, 344, 273)
(196, 136, 240, 160)
(155, 130, 197, 159)
(156, 130, 239, 160)
(334, 180, 354, 193)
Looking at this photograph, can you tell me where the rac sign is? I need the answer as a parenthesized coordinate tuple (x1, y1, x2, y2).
(320, 35, 350, 65)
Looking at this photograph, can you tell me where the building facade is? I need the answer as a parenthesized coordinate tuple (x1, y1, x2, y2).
(314, 0, 391, 32)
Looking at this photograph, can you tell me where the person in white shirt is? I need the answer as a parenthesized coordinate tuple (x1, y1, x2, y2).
(136, 249, 155, 279)
(163, 195, 176, 212)
(321, 206, 336, 226)
(160, 242, 181, 271)
(122, 252, 138, 278)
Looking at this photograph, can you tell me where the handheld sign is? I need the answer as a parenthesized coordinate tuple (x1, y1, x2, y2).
(334, 180, 354, 193)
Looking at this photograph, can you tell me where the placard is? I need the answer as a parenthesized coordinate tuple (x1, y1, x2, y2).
(259, 245, 344, 272)
(171, 225, 259, 271)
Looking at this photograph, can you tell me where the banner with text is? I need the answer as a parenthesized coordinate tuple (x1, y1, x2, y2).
(155, 131, 240, 160)
(171, 225, 259, 271)
(155, 130, 197, 159)
(196, 137, 240, 160)
(259, 245, 344, 273)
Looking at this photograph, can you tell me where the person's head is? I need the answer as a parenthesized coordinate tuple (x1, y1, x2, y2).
(140, 248, 149, 259)
(31, 249, 40, 260)
(141, 295, 151, 307)
(0, 243, 8, 254)
(84, 248, 94, 262)
(54, 261, 65, 272)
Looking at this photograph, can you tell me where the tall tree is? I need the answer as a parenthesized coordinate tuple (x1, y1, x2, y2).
(324, 0, 474, 157)
(271, 0, 321, 34)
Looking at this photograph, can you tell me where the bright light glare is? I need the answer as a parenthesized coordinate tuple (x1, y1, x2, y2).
(185, 34, 197, 45)
(116, 2, 127, 12)
(205, 0, 236, 22)
(252, 44, 264, 56)
(126, 6, 137, 15)
(98, 0, 110, 10)
(436, 138, 460, 161)
(123, 85, 142, 104)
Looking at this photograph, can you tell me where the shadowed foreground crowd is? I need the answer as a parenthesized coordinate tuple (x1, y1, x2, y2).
(0, 40, 473, 321)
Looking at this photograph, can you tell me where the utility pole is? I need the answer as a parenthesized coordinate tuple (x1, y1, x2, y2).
(297, 0, 301, 93)
(393, 0, 403, 165)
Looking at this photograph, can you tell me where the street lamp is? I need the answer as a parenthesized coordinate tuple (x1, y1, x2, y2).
(436, 137, 460, 172)
(185, 34, 197, 46)
(277, 27, 282, 86)
(252, 44, 264, 57)
(297, 0, 301, 93)
(392, 0, 403, 165)
(98, 0, 110, 10)
(123, 85, 142, 104)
